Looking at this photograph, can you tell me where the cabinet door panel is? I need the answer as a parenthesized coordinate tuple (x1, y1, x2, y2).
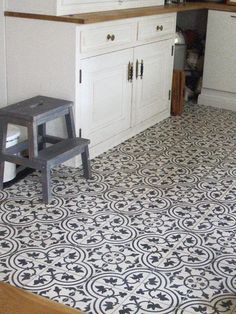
(132, 40, 173, 126)
(203, 11, 236, 93)
(80, 49, 133, 147)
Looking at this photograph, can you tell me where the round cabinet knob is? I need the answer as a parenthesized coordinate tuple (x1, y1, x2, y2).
(156, 25, 164, 31)
(107, 34, 115, 41)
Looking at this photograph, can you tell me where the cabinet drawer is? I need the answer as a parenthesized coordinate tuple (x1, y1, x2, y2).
(138, 14, 176, 42)
(80, 22, 137, 54)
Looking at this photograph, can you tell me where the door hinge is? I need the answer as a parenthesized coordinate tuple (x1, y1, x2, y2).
(171, 45, 174, 57)
(169, 89, 172, 100)
(79, 69, 82, 84)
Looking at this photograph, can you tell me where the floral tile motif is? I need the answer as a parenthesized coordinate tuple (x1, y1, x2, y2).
(61, 212, 137, 247)
(220, 184, 236, 204)
(7, 222, 66, 251)
(187, 206, 236, 233)
(1, 103, 236, 314)
(176, 295, 236, 314)
(0, 196, 68, 227)
(85, 243, 145, 274)
(5, 178, 42, 198)
(164, 265, 235, 303)
(116, 295, 177, 314)
(193, 229, 236, 256)
(0, 253, 48, 287)
(0, 223, 19, 258)
(2, 245, 94, 290)
(0, 190, 10, 202)
(61, 194, 112, 215)
(0, 256, 30, 287)
(37, 282, 128, 314)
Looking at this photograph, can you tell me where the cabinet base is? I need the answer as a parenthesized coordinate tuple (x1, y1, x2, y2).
(198, 88, 236, 111)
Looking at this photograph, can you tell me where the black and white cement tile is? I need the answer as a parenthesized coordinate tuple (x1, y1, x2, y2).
(1, 103, 236, 314)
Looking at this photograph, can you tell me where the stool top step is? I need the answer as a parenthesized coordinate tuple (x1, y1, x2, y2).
(0, 96, 73, 122)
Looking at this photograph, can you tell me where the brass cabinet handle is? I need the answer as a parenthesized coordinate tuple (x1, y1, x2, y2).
(107, 34, 115, 41)
(128, 62, 134, 82)
(136, 59, 144, 80)
(156, 25, 164, 31)
(140, 60, 144, 79)
(136, 59, 139, 79)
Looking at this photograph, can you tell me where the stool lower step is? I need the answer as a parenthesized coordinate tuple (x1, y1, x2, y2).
(38, 138, 90, 166)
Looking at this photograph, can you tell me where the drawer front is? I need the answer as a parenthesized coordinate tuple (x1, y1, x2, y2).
(138, 14, 176, 42)
(81, 22, 137, 54)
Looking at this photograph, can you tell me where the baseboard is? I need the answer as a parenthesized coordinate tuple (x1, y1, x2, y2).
(198, 88, 236, 111)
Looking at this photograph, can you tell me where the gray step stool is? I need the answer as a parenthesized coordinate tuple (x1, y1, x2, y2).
(0, 96, 91, 204)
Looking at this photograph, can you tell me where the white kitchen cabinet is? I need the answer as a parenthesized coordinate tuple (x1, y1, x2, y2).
(80, 49, 133, 146)
(5, 13, 176, 163)
(203, 11, 236, 93)
(80, 40, 173, 146)
(132, 40, 173, 126)
(199, 10, 236, 111)
(6, 0, 164, 15)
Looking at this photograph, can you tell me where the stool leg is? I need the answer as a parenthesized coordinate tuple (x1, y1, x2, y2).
(42, 165, 51, 204)
(82, 146, 92, 180)
(38, 123, 46, 151)
(65, 107, 76, 138)
(28, 122, 38, 159)
(0, 120, 8, 189)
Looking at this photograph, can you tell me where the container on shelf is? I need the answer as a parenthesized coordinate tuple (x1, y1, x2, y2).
(174, 31, 186, 70)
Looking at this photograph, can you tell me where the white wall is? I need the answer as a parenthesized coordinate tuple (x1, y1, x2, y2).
(0, 0, 7, 106)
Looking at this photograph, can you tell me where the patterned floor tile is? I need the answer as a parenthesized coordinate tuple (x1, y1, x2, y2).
(61, 194, 113, 215)
(0, 252, 48, 287)
(85, 243, 145, 274)
(0, 196, 68, 227)
(176, 295, 236, 314)
(164, 264, 235, 303)
(116, 295, 177, 314)
(194, 229, 236, 256)
(14, 222, 67, 249)
(1, 103, 236, 314)
(36, 282, 129, 314)
(220, 184, 236, 204)
(5, 178, 42, 198)
(0, 190, 10, 202)
(187, 205, 236, 234)
(0, 223, 20, 258)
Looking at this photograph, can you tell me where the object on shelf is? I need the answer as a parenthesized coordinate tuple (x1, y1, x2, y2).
(174, 31, 187, 70)
(186, 49, 199, 70)
(182, 29, 205, 100)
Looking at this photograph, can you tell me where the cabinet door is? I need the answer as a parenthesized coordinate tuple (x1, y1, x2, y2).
(132, 40, 173, 126)
(80, 49, 133, 147)
(203, 11, 236, 93)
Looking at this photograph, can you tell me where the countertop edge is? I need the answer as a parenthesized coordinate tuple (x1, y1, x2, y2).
(5, 3, 236, 25)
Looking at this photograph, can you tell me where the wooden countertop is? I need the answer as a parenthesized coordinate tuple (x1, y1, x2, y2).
(5, 2, 236, 24)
